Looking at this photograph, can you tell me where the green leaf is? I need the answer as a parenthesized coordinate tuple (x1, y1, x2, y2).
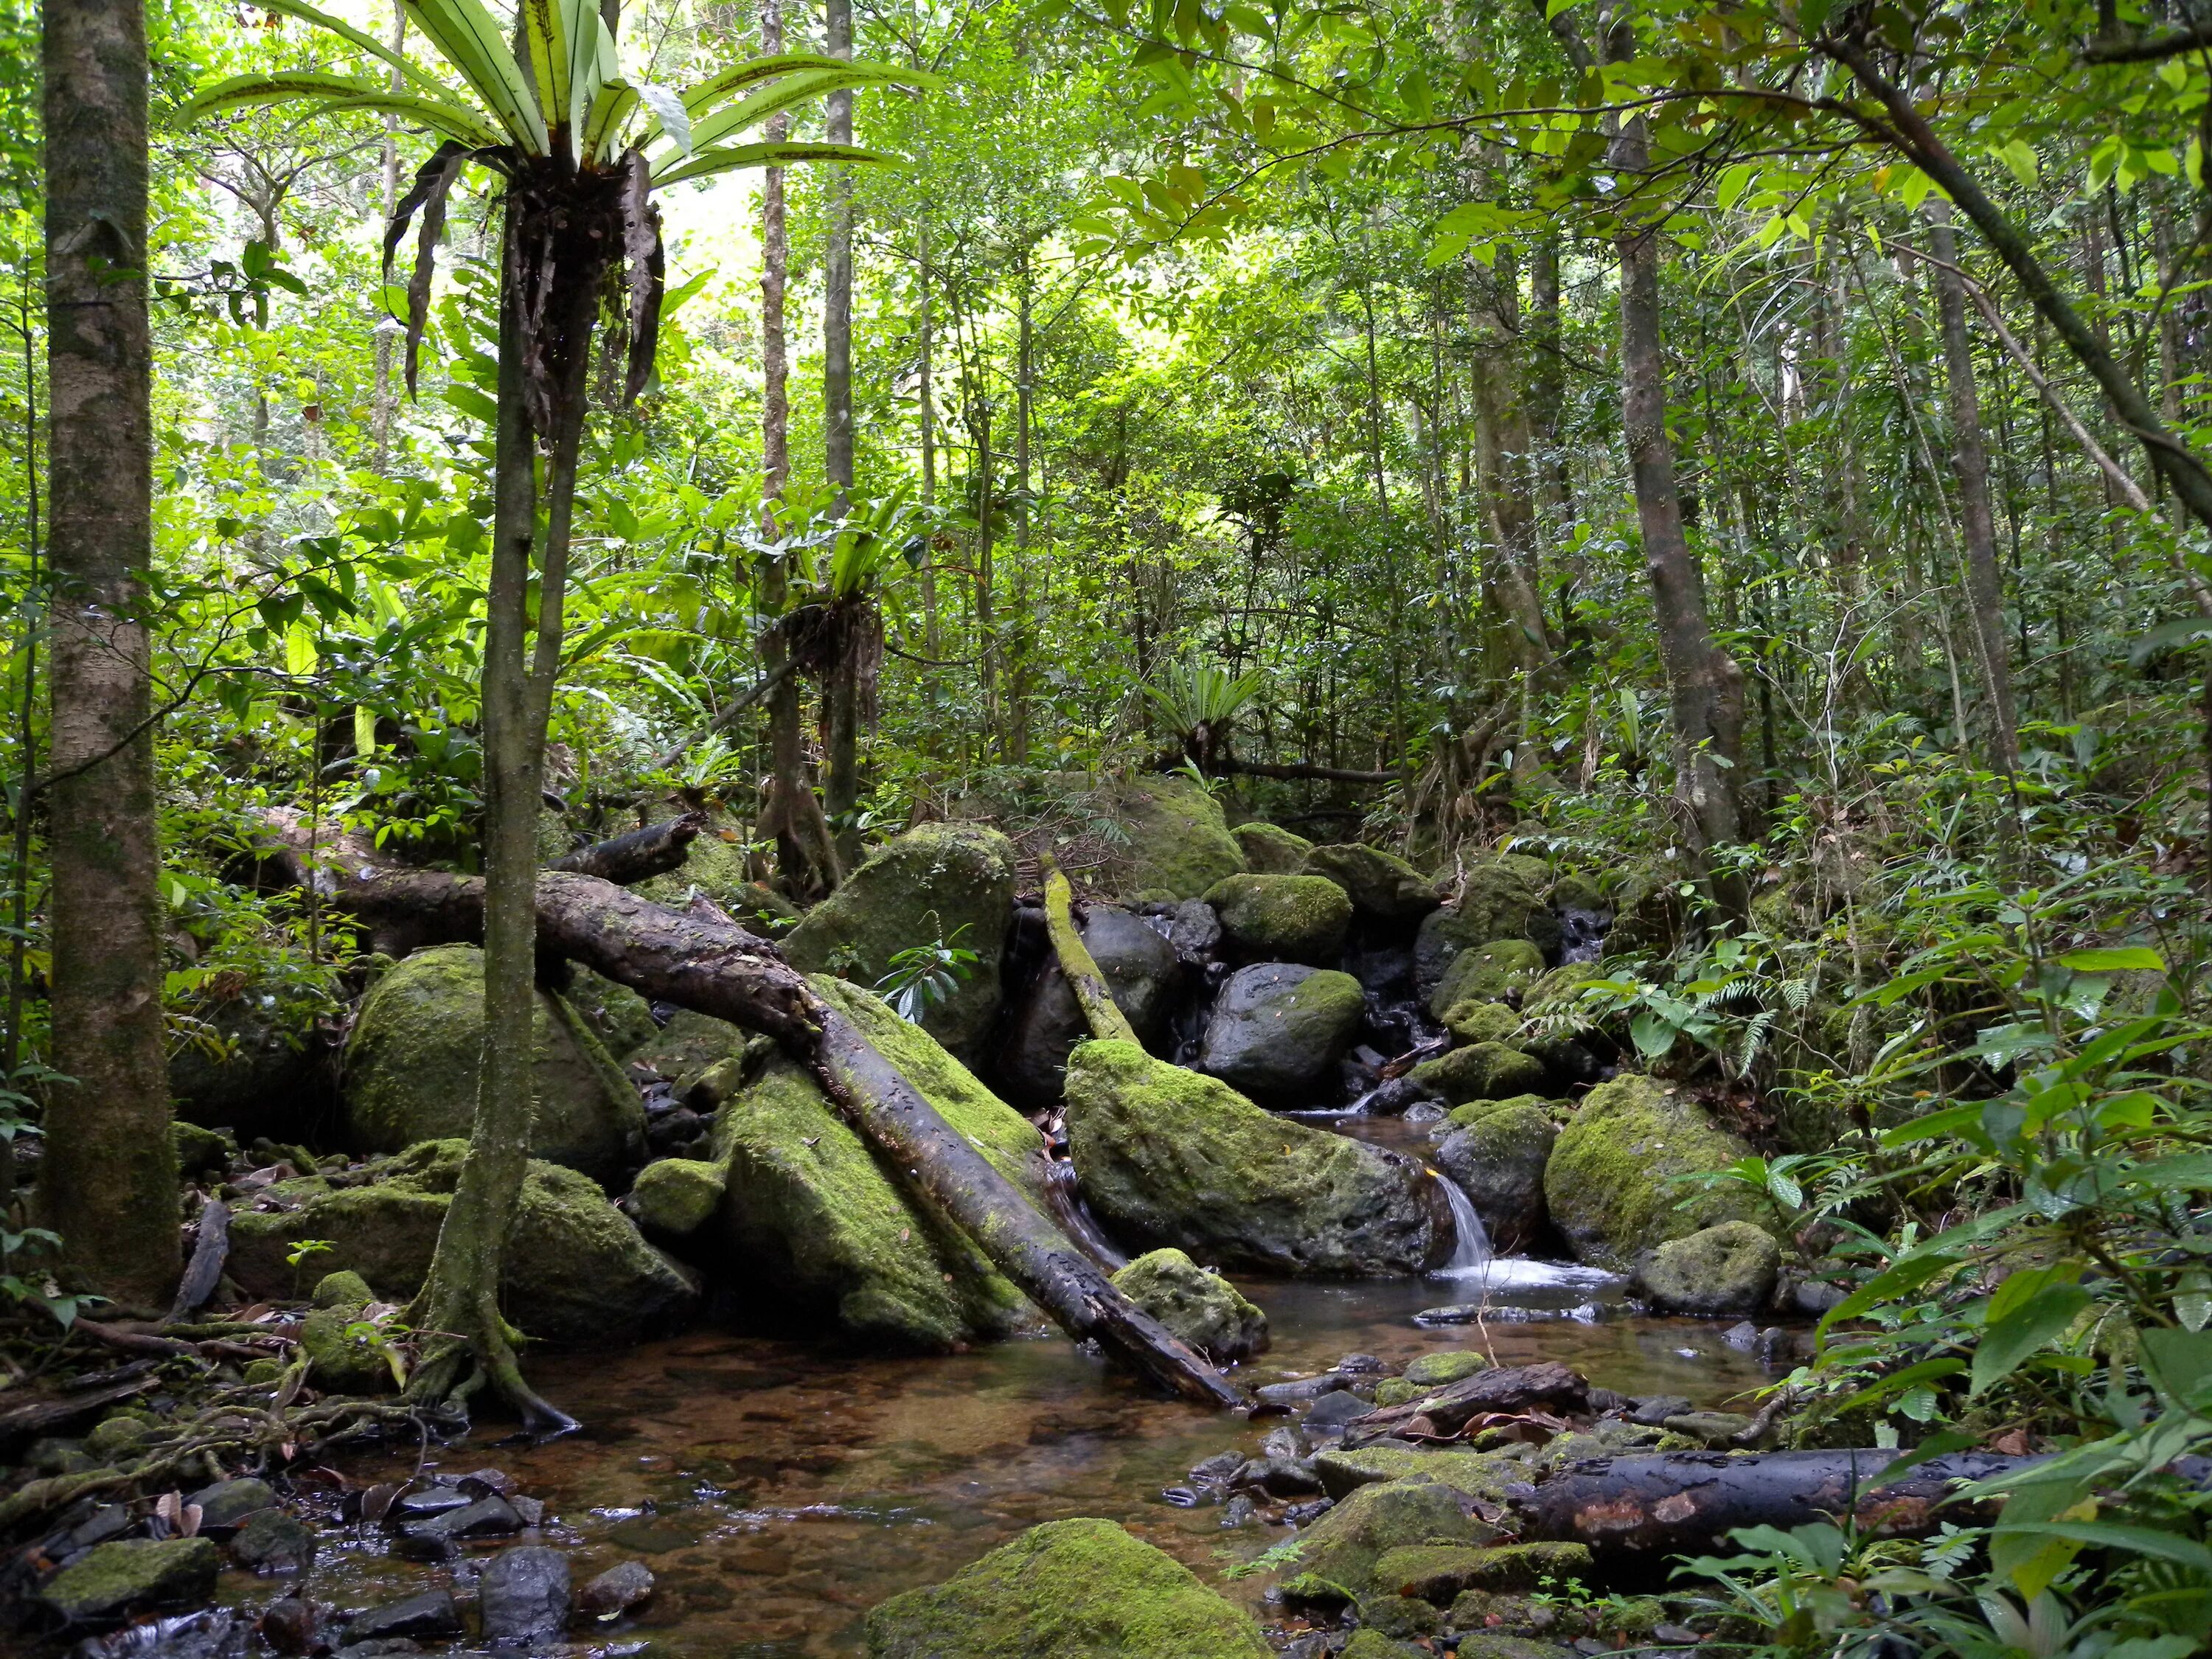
(2139, 1327, 2212, 1408)
(1715, 162, 1753, 209)
(241, 0, 459, 102)
(518, 0, 573, 134)
(1995, 1522, 2212, 1574)
(2054, 947, 2166, 973)
(1972, 1284, 2090, 1394)
(654, 139, 896, 189)
(403, 0, 548, 151)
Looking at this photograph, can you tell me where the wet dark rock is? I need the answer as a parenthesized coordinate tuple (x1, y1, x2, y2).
(1189, 1450, 1245, 1487)
(1237, 1457, 1323, 1498)
(1220, 1495, 1256, 1528)
(1721, 1320, 1759, 1350)
(1256, 1372, 1353, 1405)
(391, 1487, 472, 1518)
(1431, 1099, 1557, 1253)
(1302, 1390, 1373, 1430)
(1336, 1352, 1386, 1374)
(1402, 1100, 1447, 1125)
(1663, 1411, 1754, 1447)
(644, 1105, 708, 1157)
(229, 1508, 315, 1572)
(72, 1608, 239, 1659)
(256, 1596, 319, 1655)
(394, 1495, 521, 1552)
(1358, 1077, 1438, 1117)
(1197, 964, 1366, 1105)
(1158, 898, 1223, 962)
(1160, 1486, 1200, 1509)
(335, 1641, 425, 1659)
(1282, 1498, 1334, 1527)
(1001, 905, 1183, 1107)
(1587, 1388, 1628, 1414)
(454, 1467, 518, 1497)
(41, 1538, 223, 1626)
(1756, 1327, 1795, 1366)
(577, 1559, 654, 1619)
(1792, 1279, 1847, 1315)
(344, 1590, 462, 1643)
(1625, 1395, 1694, 1427)
(511, 1495, 546, 1526)
(479, 1544, 571, 1642)
(55, 1505, 135, 1558)
(183, 1476, 275, 1533)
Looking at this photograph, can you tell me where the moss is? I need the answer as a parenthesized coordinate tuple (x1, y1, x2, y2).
(1444, 1093, 1550, 1130)
(863, 1517, 1269, 1658)
(707, 980, 1044, 1349)
(634, 807, 762, 914)
(84, 1414, 155, 1461)
(1109, 1248, 1267, 1363)
(783, 823, 1017, 1054)
(1372, 1377, 1424, 1408)
(1232, 820, 1314, 873)
(1198, 964, 1367, 1104)
(1310, 1447, 1523, 1504)
(1442, 998, 1523, 1046)
(171, 1121, 232, 1177)
(1374, 1542, 1589, 1603)
(1544, 1073, 1764, 1270)
(1300, 844, 1438, 919)
(1409, 1042, 1546, 1105)
(1636, 1220, 1781, 1315)
(627, 1156, 726, 1240)
(41, 1538, 223, 1624)
(1063, 1039, 1434, 1275)
(228, 1141, 699, 1344)
(310, 1269, 373, 1308)
(301, 1301, 399, 1394)
(1434, 1100, 1558, 1250)
(1340, 1635, 1426, 1659)
(1276, 1477, 1498, 1603)
(1416, 860, 1559, 998)
(1403, 1349, 1486, 1387)
(625, 1009, 751, 1085)
(566, 967, 658, 1060)
(1601, 858, 1688, 957)
(1450, 1635, 1573, 1659)
(1427, 939, 1547, 1018)
(1090, 773, 1248, 900)
(1203, 873, 1353, 964)
(341, 944, 645, 1179)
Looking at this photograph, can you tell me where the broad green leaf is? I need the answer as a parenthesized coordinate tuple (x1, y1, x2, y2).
(403, 0, 548, 151)
(2139, 1327, 2212, 1408)
(1715, 162, 1753, 209)
(242, 0, 458, 102)
(1995, 1521, 2212, 1574)
(304, 92, 506, 147)
(654, 139, 895, 189)
(285, 622, 319, 678)
(581, 77, 639, 161)
(681, 61, 916, 156)
(518, 0, 572, 133)
(355, 704, 378, 759)
(2054, 947, 2166, 973)
(636, 80, 693, 156)
(1986, 1262, 2081, 1326)
(1972, 1284, 2090, 1394)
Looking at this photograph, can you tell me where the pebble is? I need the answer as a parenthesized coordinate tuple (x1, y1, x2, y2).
(390, 1488, 472, 1519)
(229, 1508, 316, 1573)
(577, 1559, 655, 1618)
(1255, 1372, 1350, 1404)
(1281, 1498, 1332, 1526)
(1721, 1320, 1759, 1350)
(1626, 1394, 1693, 1427)
(344, 1588, 462, 1643)
(184, 1477, 276, 1532)
(455, 1467, 518, 1497)
(1334, 1352, 1386, 1373)
(1218, 1494, 1256, 1528)
(479, 1544, 572, 1641)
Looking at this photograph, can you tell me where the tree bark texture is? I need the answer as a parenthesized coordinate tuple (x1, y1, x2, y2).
(40, 0, 178, 1307)
(263, 828, 1243, 1408)
(821, 0, 863, 870)
(1925, 204, 2020, 774)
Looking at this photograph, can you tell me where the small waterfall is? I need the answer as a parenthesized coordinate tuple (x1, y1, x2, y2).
(1042, 1159, 1128, 1270)
(1430, 1169, 1492, 1273)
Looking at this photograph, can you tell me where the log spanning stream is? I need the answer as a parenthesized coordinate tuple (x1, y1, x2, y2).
(234, 1113, 1778, 1658)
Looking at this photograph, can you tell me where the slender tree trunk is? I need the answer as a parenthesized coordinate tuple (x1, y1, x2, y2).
(821, 0, 862, 869)
(754, 0, 834, 897)
(917, 218, 939, 664)
(370, 3, 405, 473)
(2, 282, 39, 1214)
(1005, 252, 1033, 767)
(39, 0, 176, 1307)
(973, 373, 996, 742)
(1528, 232, 1572, 515)
(1612, 111, 1748, 902)
(1925, 204, 2020, 776)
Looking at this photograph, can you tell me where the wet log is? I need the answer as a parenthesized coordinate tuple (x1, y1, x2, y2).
(1344, 1361, 1593, 1444)
(164, 1196, 230, 1326)
(547, 813, 704, 883)
(1512, 1450, 2035, 1563)
(262, 815, 1247, 1410)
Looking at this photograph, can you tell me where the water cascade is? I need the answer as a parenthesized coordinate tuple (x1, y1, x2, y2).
(1430, 1170, 1492, 1273)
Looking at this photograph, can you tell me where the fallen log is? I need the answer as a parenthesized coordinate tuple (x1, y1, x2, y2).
(1344, 1361, 1592, 1444)
(1512, 1449, 2037, 1564)
(164, 1196, 230, 1326)
(548, 812, 704, 883)
(262, 815, 1246, 1409)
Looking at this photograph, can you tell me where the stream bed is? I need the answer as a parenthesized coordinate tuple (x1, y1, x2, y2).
(234, 1265, 1777, 1657)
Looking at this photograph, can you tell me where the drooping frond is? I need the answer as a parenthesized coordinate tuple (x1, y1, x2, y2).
(383, 142, 473, 396)
(177, 72, 505, 149)
(652, 139, 893, 189)
(619, 149, 664, 403)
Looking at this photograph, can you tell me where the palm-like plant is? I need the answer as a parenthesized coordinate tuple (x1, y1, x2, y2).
(181, 0, 920, 1427)
(1142, 660, 1265, 773)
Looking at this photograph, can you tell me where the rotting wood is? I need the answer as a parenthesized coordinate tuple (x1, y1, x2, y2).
(257, 812, 1248, 1410)
(549, 812, 704, 883)
(1344, 1360, 1592, 1444)
(1040, 860, 1138, 1043)
(164, 1195, 230, 1326)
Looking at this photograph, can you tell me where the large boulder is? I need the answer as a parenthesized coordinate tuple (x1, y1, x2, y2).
(1301, 844, 1439, 922)
(41, 1539, 223, 1625)
(999, 905, 1181, 1107)
(1091, 773, 1247, 900)
(1408, 1041, 1545, 1106)
(1426, 939, 1546, 1018)
(1203, 873, 1353, 965)
(169, 991, 333, 1138)
(706, 977, 1044, 1349)
(782, 823, 1017, 1054)
(1233, 821, 1314, 874)
(227, 1141, 698, 1344)
(1198, 964, 1366, 1105)
(341, 945, 644, 1180)
(1110, 1248, 1268, 1363)
(1064, 1039, 1440, 1276)
(1415, 858, 1559, 1001)
(865, 1517, 1269, 1658)
(1635, 1220, 1781, 1315)
(1276, 1473, 1512, 1606)
(1431, 1099, 1556, 1253)
(1544, 1074, 1764, 1270)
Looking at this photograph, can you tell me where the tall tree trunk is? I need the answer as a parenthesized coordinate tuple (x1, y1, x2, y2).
(1925, 204, 2020, 776)
(39, 0, 177, 1307)
(370, 2, 405, 474)
(973, 372, 996, 745)
(1613, 112, 1748, 900)
(1005, 252, 1033, 767)
(405, 200, 588, 1432)
(1528, 232, 1572, 515)
(754, 0, 835, 898)
(917, 218, 940, 664)
(821, 0, 862, 870)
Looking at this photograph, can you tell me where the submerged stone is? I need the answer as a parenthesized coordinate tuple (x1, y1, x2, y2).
(1110, 1248, 1268, 1363)
(1204, 873, 1353, 964)
(1065, 1039, 1439, 1276)
(1545, 1074, 1764, 1270)
(783, 822, 1019, 1054)
(863, 1516, 1269, 1658)
(341, 943, 644, 1180)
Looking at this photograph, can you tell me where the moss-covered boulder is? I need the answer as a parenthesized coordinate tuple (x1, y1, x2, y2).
(1545, 1074, 1763, 1270)
(1000, 905, 1182, 1107)
(1415, 858, 1559, 1000)
(1442, 998, 1523, 1046)
(782, 823, 1017, 1054)
(1110, 1248, 1267, 1363)
(626, 1155, 726, 1242)
(228, 1141, 699, 1343)
(1197, 963, 1366, 1105)
(865, 1517, 1268, 1658)
(341, 944, 644, 1180)
(1409, 1042, 1546, 1105)
(1601, 858, 1687, 957)
(41, 1538, 223, 1625)
(625, 1009, 751, 1090)
(1311, 1446, 1523, 1503)
(1372, 1542, 1591, 1603)
(565, 967, 658, 1060)
(1064, 1039, 1438, 1276)
(1203, 873, 1353, 964)
(1432, 1099, 1556, 1252)
(300, 1296, 403, 1394)
(701, 976, 1043, 1349)
(631, 807, 768, 917)
(1233, 820, 1314, 874)
(1277, 1476, 1501, 1606)
(1635, 1220, 1781, 1315)
(1427, 939, 1547, 1018)
(1091, 773, 1247, 900)
(1301, 844, 1439, 921)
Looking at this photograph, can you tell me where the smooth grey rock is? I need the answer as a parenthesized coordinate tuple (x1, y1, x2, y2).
(478, 1544, 571, 1642)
